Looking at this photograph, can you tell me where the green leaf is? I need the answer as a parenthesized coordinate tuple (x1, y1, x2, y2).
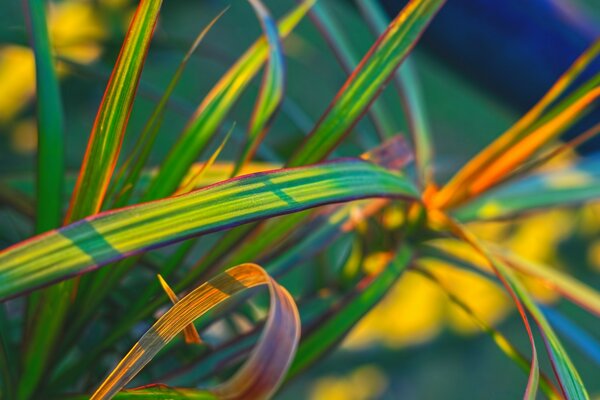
(355, 0, 433, 183)
(287, 0, 445, 167)
(110, 8, 227, 208)
(444, 217, 589, 399)
(0, 159, 418, 300)
(18, 2, 164, 396)
(305, 0, 397, 140)
(454, 156, 600, 221)
(143, 0, 316, 200)
(66, 0, 164, 221)
(287, 246, 412, 377)
(91, 264, 299, 400)
(492, 247, 600, 318)
(232, 0, 286, 177)
(413, 265, 562, 399)
(24, 0, 65, 233)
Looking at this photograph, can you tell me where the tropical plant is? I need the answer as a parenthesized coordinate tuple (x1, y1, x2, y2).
(0, 0, 599, 399)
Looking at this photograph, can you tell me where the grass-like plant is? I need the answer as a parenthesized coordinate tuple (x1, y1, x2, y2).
(1, 0, 599, 398)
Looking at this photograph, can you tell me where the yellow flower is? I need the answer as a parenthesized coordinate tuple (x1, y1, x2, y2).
(310, 365, 388, 400)
(0, 0, 106, 125)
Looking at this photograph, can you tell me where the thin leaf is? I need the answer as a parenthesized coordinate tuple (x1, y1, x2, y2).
(157, 275, 202, 345)
(354, 0, 433, 184)
(143, 0, 316, 201)
(66, 0, 163, 221)
(540, 306, 600, 366)
(176, 136, 413, 290)
(91, 264, 300, 400)
(24, 0, 65, 232)
(175, 125, 233, 195)
(493, 247, 600, 318)
(232, 0, 285, 177)
(435, 212, 589, 399)
(110, 8, 227, 208)
(287, 0, 445, 167)
(304, 0, 397, 140)
(454, 156, 600, 221)
(20, 1, 165, 397)
(0, 159, 419, 300)
(466, 87, 600, 196)
(432, 40, 600, 209)
(412, 266, 562, 400)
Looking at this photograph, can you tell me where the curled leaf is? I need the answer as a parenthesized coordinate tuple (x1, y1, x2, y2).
(92, 264, 300, 400)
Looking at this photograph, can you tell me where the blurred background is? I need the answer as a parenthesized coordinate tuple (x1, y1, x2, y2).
(0, 0, 599, 398)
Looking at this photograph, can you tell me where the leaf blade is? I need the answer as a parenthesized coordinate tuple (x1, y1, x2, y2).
(0, 159, 418, 299)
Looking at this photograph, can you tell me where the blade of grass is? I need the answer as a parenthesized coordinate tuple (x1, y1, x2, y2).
(175, 125, 233, 195)
(412, 266, 562, 400)
(492, 247, 600, 318)
(540, 306, 600, 366)
(304, 0, 397, 141)
(23, 0, 64, 233)
(435, 212, 589, 399)
(143, 0, 316, 201)
(487, 121, 600, 192)
(433, 40, 600, 209)
(453, 155, 600, 221)
(66, 0, 163, 221)
(91, 264, 300, 400)
(176, 136, 413, 290)
(355, 0, 433, 184)
(0, 159, 419, 299)
(287, 0, 445, 167)
(21, 0, 67, 367)
(109, 8, 227, 208)
(467, 87, 600, 197)
(19, 1, 164, 397)
(231, 0, 285, 177)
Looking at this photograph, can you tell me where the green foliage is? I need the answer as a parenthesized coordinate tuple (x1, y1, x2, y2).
(0, 0, 599, 399)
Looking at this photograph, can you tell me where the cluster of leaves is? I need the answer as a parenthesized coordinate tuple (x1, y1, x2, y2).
(0, 0, 599, 399)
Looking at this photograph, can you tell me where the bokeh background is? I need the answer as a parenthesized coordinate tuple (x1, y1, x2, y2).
(0, 0, 599, 398)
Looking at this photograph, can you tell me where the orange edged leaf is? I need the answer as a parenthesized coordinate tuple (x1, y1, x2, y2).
(157, 274, 202, 345)
(91, 264, 300, 400)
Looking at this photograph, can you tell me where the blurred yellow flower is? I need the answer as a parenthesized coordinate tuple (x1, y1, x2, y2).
(0, 47, 35, 123)
(10, 118, 38, 155)
(310, 365, 388, 400)
(0, 0, 106, 125)
(343, 207, 586, 350)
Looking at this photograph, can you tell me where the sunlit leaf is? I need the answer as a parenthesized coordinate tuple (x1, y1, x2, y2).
(454, 156, 600, 221)
(288, 0, 445, 167)
(143, 0, 316, 200)
(92, 264, 299, 400)
(0, 159, 418, 299)
(19, 1, 164, 397)
(433, 40, 600, 209)
(66, 0, 163, 221)
(157, 274, 202, 345)
(110, 8, 227, 208)
(354, 0, 433, 183)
